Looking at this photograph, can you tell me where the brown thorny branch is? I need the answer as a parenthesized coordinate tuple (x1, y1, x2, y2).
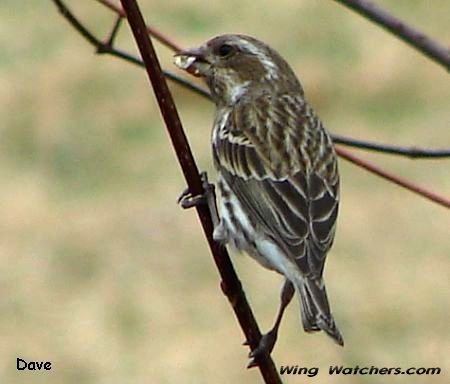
(52, 0, 450, 383)
(103, 0, 281, 382)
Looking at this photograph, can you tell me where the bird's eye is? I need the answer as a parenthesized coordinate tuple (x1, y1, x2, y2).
(216, 44, 235, 58)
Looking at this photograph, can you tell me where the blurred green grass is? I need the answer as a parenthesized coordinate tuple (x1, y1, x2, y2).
(0, 1, 449, 383)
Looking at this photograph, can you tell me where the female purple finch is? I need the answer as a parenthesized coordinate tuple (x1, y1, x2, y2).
(175, 34, 343, 359)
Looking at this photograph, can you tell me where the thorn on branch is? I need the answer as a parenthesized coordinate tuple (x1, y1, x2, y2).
(97, 14, 123, 54)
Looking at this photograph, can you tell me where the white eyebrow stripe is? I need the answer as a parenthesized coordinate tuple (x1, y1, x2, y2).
(238, 39, 279, 80)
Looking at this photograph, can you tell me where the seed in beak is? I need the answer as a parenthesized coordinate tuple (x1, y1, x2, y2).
(174, 54, 197, 70)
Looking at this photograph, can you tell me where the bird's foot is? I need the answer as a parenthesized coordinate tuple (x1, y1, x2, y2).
(177, 172, 215, 209)
(246, 329, 278, 369)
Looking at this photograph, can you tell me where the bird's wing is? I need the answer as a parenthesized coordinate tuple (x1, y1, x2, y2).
(213, 93, 339, 275)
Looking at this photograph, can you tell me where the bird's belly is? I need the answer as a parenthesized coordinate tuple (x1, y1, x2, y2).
(214, 177, 286, 274)
(213, 179, 256, 252)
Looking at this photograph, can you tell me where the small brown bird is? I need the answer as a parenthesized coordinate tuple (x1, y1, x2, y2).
(175, 34, 343, 359)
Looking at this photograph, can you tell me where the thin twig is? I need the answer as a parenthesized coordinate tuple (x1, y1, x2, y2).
(52, 0, 211, 99)
(100, 14, 123, 50)
(332, 134, 450, 159)
(336, 146, 450, 209)
(95, 0, 182, 51)
(118, 0, 283, 381)
(332, 0, 450, 71)
(53, 0, 99, 46)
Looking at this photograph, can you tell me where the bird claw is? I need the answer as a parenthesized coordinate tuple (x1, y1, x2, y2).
(178, 190, 206, 208)
(246, 330, 278, 369)
(177, 172, 215, 209)
(247, 358, 259, 369)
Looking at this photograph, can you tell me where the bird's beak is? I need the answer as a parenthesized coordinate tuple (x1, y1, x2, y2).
(174, 47, 210, 77)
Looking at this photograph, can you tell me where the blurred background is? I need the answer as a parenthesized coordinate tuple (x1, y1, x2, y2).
(1, 1, 449, 383)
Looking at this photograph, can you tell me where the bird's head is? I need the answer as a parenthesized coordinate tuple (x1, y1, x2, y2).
(174, 34, 303, 106)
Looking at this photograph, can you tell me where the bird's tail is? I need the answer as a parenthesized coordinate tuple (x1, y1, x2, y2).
(296, 276, 344, 346)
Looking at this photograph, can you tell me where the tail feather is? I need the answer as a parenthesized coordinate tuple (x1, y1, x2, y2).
(297, 277, 344, 346)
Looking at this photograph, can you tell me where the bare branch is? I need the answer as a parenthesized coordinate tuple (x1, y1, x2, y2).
(332, 0, 450, 71)
(95, 0, 182, 51)
(52, 0, 211, 99)
(117, 0, 282, 381)
(336, 147, 450, 209)
(100, 14, 123, 51)
(332, 134, 450, 158)
(53, 0, 99, 46)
